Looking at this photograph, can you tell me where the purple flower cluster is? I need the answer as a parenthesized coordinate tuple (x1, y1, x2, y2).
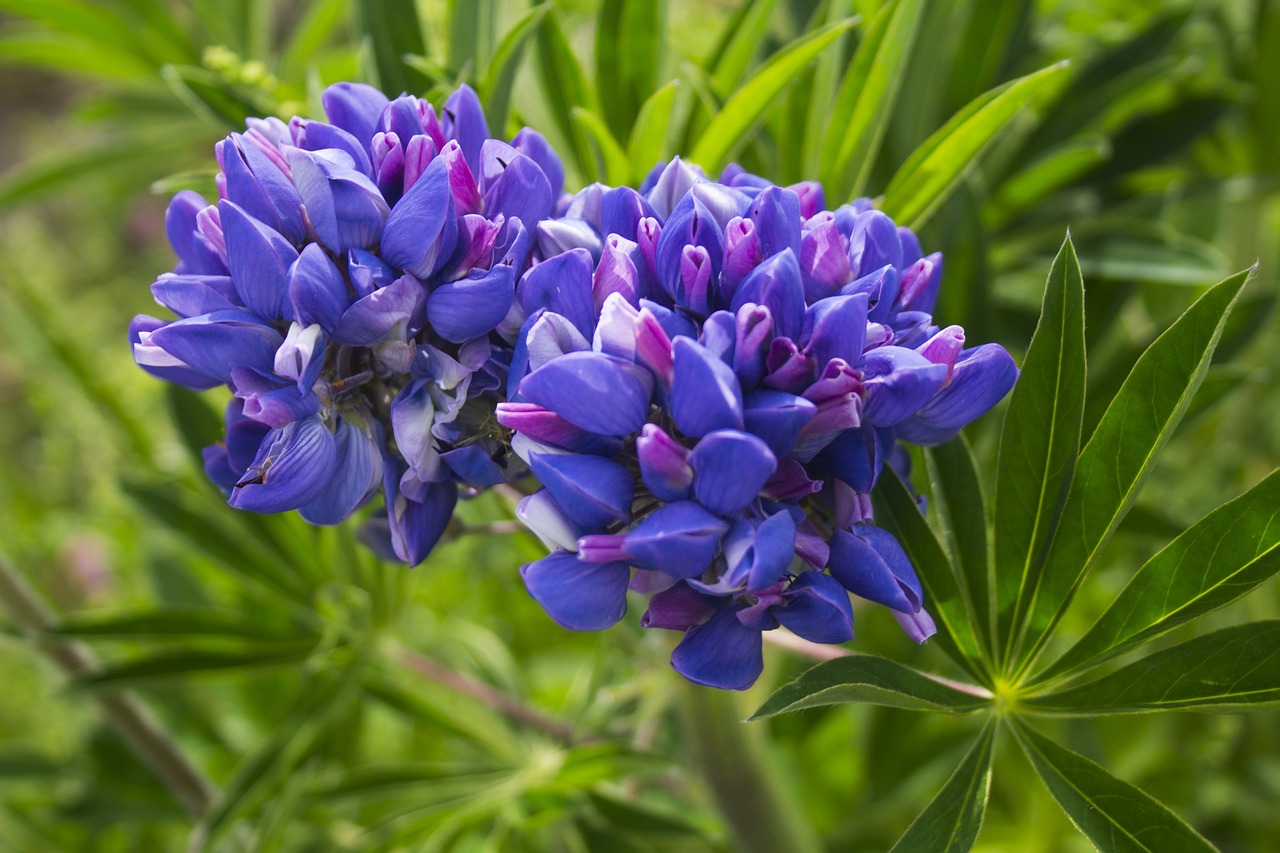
(502, 159, 1017, 689)
(132, 85, 1016, 690)
(132, 82, 567, 564)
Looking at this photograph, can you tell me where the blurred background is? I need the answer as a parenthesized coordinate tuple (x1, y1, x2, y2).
(0, 0, 1277, 850)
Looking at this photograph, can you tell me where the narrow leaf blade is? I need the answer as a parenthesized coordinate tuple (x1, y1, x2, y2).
(874, 469, 989, 682)
(689, 21, 854, 174)
(1038, 468, 1280, 682)
(1014, 722, 1217, 852)
(821, 0, 926, 200)
(888, 722, 996, 853)
(751, 654, 990, 718)
(881, 61, 1068, 230)
(1028, 622, 1280, 715)
(994, 235, 1086, 668)
(627, 80, 679, 181)
(478, 4, 547, 135)
(1013, 266, 1255, 673)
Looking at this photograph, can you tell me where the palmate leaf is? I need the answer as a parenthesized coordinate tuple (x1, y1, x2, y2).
(1012, 722, 1217, 852)
(880, 61, 1068, 230)
(1027, 622, 1280, 715)
(888, 721, 996, 853)
(1034, 468, 1280, 682)
(993, 235, 1086, 669)
(689, 20, 854, 174)
(1010, 266, 1254, 676)
(751, 654, 991, 718)
(819, 0, 926, 202)
(874, 470, 988, 682)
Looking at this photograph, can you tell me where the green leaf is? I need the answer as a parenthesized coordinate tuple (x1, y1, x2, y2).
(751, 654, 990, 718)
(588, 789, 705, 836)
(708, 0, 780, 96)
(533, 8, 597, 180)
(478, 4, 547, 135)
(1013, 722, 1216, 852)
(1035, 468, 1280, 682)
(570, 107, 631, 186)
(993, 235, 1085, 669)
(1027, 622, 1280, 715)
(1011, 266, 1254, 675)
(353, 0, 428, 94)
(690, 20, 854, 174)
(888, 722, 996, 853)
(447, 0, 497, 77)
(48, 607, 302, 642)
(596, 0, 665, 142)
(820, 0, 925, 201)
(164, 384, 223, 473)
(925, 437, 994, 659)
(988, 136, 1110, 224)
(193, 651, 371, 848)
(881, 61, 1068, 230)
(875, 469, 989, 682)
(278, 0, 346, 79)
(72, 645, 316, 690)
(626, 80, 679, 182)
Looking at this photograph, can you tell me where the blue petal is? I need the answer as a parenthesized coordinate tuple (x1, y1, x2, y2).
(333, 274, 424, 347)
(670, 337, 743, 438)
(219, 200, 297, 321)
(847, 209, 903, 280)
(670, 604, 764, 691)
(688, 429, 777, 516)
(512, 127, 565, 202)
(440, 445, 506, 487)
(442, 84, 489, 175)
(150, 274, 238, 318)
(641, 582, 719, 630)
(299, 419, 382, 524)
(483, 153, 553, 233)
(147, 310, 282, 383)
(730, 249, 805, 341)
(381, 156, 459, 279)
(291, 118, 372, 175)
(636, 424, 693, 502)
(861, 346, 948, 426)
(517, 248, 595, 339)
(528, 452, 634, 529)
(611, 501, 728, 579)
(426, 265, 515, 343)
(229, 415, 337, 513)
(322, 82, 389, 147)
(895, 344, 1018, 444)
(721, 511, 796, 591)
(775, 571, 854, 644)
(802, 293, 869, 367)
(748, 185, 802, 260)
(655, 193, 724, 309)
(827, 525, 923, 613)
(288, 244, 349, 334)
(387, 477, 458, 567)
(219, 133, 306, 245)
(742, 390, 817, 458)
(521, 551, 630, 631)
(600, 186, 656, 241)
(519, 351, 654, 436)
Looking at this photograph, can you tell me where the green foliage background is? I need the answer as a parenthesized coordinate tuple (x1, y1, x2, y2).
(0, 1, 1277, 850)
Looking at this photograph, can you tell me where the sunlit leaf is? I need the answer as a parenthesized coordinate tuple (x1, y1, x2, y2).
(708, 0, 780, 96)
(478, 4, 547, 135)
(571, 107, 631, 185)
(353, 0, 428, 94)
(881, 61, 1068, 230)
(596, 0, 664, 142)
(820, 0, 924, 201)
(690, 21, 854, 173)
(626, 80, 678, 181)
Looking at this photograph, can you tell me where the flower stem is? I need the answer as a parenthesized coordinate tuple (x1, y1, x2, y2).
(389, 642, 586, 745)
(679, 683, 822, 853)
(0, 551, 216, 818)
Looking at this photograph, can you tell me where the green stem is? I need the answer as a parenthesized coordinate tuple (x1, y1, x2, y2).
(680, 683, 822, 853)
(0, 551, 217, 818)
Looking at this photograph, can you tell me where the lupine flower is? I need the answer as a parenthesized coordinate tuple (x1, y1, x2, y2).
(505, 160, 1017, 689)
(132, 83, 565, 565)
